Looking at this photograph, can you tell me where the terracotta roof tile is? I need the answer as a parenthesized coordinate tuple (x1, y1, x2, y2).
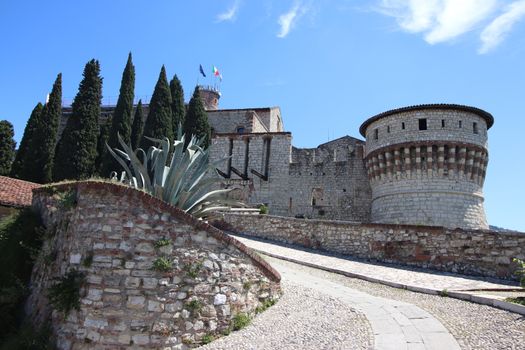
(0, 176, 40, 208)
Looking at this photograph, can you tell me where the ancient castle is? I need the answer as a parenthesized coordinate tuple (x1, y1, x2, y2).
(61, 86, 493, 230)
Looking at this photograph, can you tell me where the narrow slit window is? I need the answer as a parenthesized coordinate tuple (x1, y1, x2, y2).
(387, 125, 390, 133)
(441, 119, 445, 128)
(459, 120, 462, 128)
(473, 122, 478, 134)
(374, 129, 379, 140)
(418, 118, 427, 130)
(401, 122, 405, 130)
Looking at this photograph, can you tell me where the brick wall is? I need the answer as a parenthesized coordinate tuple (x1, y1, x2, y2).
(28, 182, 281, 349)
(219, 213, 525, 280)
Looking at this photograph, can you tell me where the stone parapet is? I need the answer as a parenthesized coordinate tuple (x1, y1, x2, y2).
(218, 213, 524, 280)
(28, 181, 281, 349)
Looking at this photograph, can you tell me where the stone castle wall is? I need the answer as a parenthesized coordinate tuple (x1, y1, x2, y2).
(288, 137, 371, 221)
(218, 213, 525, 280)
(361, 107, 491, 229)
(210, 132, 292, 215)
(28, 182, 281, 349)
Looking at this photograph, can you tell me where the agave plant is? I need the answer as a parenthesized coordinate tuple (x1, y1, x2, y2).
(106, 131, 242, 218)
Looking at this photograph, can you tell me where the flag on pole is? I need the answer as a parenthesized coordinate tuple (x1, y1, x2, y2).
(212, 65, 220, 77)
(199, 64, 206, 77)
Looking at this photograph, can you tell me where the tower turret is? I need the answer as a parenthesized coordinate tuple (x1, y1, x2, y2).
(360, 104, 493, 230)
(198, 85, 221, 111)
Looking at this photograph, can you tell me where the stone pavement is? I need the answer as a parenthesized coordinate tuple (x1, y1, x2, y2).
(273, 259, 461, 350)
(232, 234, 525, 315)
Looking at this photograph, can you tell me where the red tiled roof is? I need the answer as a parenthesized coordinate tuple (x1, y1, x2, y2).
(0, 176, 40, 208)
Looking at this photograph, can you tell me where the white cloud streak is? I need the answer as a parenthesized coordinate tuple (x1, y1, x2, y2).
(479, 0, 525, 53)
(380, 0, 498, 44)
(216, 0, 241, 22)
(277, 2, 308, 38)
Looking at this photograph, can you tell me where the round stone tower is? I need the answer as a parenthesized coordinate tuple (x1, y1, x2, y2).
(359, 104, 493, 230)
(198, 85, 221, 111)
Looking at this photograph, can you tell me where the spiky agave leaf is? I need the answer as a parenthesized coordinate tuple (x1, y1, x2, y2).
(108, 131, 241, 218)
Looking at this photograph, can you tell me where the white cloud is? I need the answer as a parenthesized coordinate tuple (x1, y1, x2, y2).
(277, 2, 308, 38)
(379, 0, 499, 43)
(216, 0, 241, 22)
(479, 0, 525, 53)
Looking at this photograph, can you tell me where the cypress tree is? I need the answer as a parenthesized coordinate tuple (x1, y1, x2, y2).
(169, 74, 185, 135)
(37, 73, 62, 183)
(95, 117, 112, 176)
(0, 120, 16, 176)
(184, 86, 211, 148)
(10, 102, 43, 180)
(53, 59, 102, 181)
(100, 53, 135, 176)
(140, 66, 173, 150)
(130, 100, 144, 150)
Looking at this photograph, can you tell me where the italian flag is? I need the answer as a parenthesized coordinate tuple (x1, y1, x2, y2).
(213, 66, 223, 81)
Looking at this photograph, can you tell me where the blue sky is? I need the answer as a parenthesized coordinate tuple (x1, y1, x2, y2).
(1, 0, 524, 231)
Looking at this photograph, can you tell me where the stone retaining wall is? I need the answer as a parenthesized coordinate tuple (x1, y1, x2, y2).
(28, 182, 281, 349)
(218, 213, 525, 280)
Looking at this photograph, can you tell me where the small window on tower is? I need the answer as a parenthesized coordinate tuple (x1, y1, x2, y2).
(441, 119, 445, 128)
(473, 122, 478, 134)
(418, 118, 427, 130)
(237, 127, 245, 134)
(402, 122, 405, 130)
(459, 120, 462, 128)
(387, 125, 391, 133)
(374, 129, 379, 140)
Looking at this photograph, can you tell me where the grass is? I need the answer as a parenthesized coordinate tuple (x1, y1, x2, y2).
(184, 261, 202, 278)
(505, 297, 525, 306)
(154, 238, 171, 248)
(152, 257, 172, 272)
(232, 313, 251, 331)
(185, 299, 202, 314)
(255, 298, 277, 314)
(201, 334, 215, 344)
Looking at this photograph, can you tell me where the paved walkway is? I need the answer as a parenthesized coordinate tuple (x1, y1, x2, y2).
(232, 234, 525, 314)
(273, 259, 460, 350)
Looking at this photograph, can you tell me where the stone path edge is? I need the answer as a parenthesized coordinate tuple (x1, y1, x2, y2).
(247, 241, 525, 316)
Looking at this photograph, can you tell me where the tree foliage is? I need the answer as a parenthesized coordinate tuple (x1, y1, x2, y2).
(53, 60, 102, 181)
(170, 74, 185, 133)
(10, 103, 43, 180)
(37, 73, 62, 183)
(140, 66, 173, 150)
(184, 86, 211, 148)
(99, 53, 135, 176)
(0, 120, 16, 176)
(130, 100, 144, 150)
(95, 117, 112, 176)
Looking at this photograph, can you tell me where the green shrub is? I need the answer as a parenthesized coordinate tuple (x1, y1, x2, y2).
(0, 209, 44, 342)
(243, 281, 252, 291)
(512, 258, 525, 287)
(185, 299, 202, 314)
(259, 204, 268, 215)
(57, 190, 77, 210)
(47, 269, 85, 315)
(255, 298, 277, 314)
(0, 322, 53, 350)
(82, 251, 94, 268)
(184, 262, 202, 278)
(201, 334, 214, 344)
(154, 238, 171, 248)
(505, 297, 525, 306)
(152, 257, 172, 272)
(232, 313, 250, 331)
